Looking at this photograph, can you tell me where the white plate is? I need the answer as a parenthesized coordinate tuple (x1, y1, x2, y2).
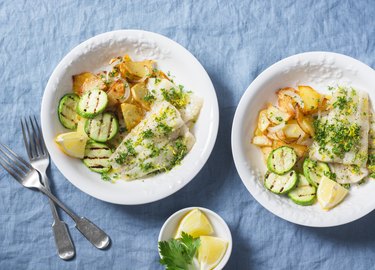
(232, 51, 375, 227)
(158, 207, 232, 270)
(41, 30, 219, 205)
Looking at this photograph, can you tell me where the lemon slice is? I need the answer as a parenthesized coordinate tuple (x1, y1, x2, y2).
(317, 175, 348, 210)
(175, 209, 214, 238)
(198, 236, 227, 270)
(55, 132, 88, 158)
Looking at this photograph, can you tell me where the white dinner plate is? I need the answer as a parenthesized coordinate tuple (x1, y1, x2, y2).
(41, 30, 219, 205)
(232, 51, 375, 227)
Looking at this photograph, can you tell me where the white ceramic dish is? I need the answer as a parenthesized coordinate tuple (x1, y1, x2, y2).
(158, 207, 232, 270)
(41, 30, 219, 205)
(232, 51, 375, 227)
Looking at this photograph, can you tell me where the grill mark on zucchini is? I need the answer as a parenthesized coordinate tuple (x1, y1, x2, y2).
(84, 91, 92, 113)
(84, 112, 119, 142)
(58, 93, 80, 129)
(93, 91, 102, 114)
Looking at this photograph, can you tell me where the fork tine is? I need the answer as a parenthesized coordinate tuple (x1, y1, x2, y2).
(33, 116, 47, 156)
(23, 117, 38, 158)
(29, 116, 43, 157)
(21, 118, 32, 159)
(0, 143, 33, 171)
(0, 156, 23, 182)
(0, 151, 26, 178)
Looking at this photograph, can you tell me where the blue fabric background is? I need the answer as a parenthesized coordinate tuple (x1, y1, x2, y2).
(0, 0, 374, 269)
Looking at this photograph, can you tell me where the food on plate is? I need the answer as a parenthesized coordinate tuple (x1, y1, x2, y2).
(252, 85, 373, 210)
(158, 209, 228, 270)
(55, 55, 203, 182)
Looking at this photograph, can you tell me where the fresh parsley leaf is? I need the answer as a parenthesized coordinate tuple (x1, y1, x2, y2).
(159, 232, 200, 270)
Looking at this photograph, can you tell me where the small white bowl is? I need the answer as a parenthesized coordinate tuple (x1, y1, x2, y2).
(232, 51, 375, 227)
(41, 30, 219, 205)
(158, 207, 232, 270)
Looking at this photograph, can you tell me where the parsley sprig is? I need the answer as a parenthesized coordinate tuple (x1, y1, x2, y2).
(159, 232, 200, 270)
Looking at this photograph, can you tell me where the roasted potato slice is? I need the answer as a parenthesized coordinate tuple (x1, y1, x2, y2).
(297, 86, 321, 114)
(119, 56, 154, 82)
(107, 80, 131, 107)
(283, 123, 306, 139)
(254, 127, 264, 136)
(258, 109, 270, 132)
(131, 83, 153, 110)
(81, 77, 107, 94)
(296, 108, 315, 136)
(252, 135, 272, 146)
(73, 72, 98, 96)
(120, 103, 144, 131)
(288, 144, 308, 158)
(277, 88, 298, 116)
(266, 105, 291, 124)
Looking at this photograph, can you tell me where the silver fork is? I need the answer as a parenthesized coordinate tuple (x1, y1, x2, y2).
(0, 142, 110, 250)
(21, 116, 75, 260)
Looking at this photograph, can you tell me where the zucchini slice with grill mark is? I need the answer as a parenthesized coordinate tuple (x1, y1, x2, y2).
(77, 89, 108, 118)
(267, 146, 297, 174)
(58, 93, 80, 129)
(264, 170, 298, 194)
(288, 174, 316, 206)
(83, 141, 112, 173)
(303, 158, 330, 187)
(84, 113, 119, 142)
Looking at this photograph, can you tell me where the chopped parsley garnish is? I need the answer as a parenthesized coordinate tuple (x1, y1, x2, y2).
(275, 116, 283, 122)
(161, 86, 189, 108)
(141, 129, 154, 139)
(101, 172, 111, 182)
(169, 137, 188, 168)
(143, 92, 156, 102)
(159, 232, 200, 270)
(140, 162, 154, 172)
(115, 139, 136, 165)
(157, 123, 172, 134)
(313, 118, 361, 159)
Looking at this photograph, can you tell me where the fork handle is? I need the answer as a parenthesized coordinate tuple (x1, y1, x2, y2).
(38, 186, 110, 249)
(52, 220, 75, 260)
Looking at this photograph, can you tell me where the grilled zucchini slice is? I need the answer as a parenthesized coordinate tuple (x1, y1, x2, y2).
(83, 141, 112, 173)
(288, 174, 316, 206)
(58, 93, 80, 129)
(84, 113, 119, 143)
(267, 146, 297, 174)
(303, 158, 330, 187)
(77, 89, 108, 118)
(264, 170, 298, 194)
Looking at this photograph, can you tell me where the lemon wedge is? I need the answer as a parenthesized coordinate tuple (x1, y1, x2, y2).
(55, 132, 88, 158)
(317, 175, 348, 210)
(175, 209, 214, 238)
(198, 236, 227, 270)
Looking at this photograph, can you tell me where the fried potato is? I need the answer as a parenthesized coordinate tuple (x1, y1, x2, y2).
(72, 72, 97, 96)
(252, 135, 272, 147)
(131, 83, 152, 110)
(295, 108, 315, 136)
(107, 80, 131, 107)
(266, 105, 291, 124)
(119, 56, 154, 82)
(258, 109, 270, 132)
(283, 123, 306, 139)
(254, 127, 264, 136)
(81, 77, 107, 94)
(120, 103, 144, 131)
(297, 86, 321, 114)
(277, 88, 297, 116)
(288, 144, 308, 158)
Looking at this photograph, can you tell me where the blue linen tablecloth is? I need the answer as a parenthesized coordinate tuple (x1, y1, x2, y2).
(1, 0, 375, 269)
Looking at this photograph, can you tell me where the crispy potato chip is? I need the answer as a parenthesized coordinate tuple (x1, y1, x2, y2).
(277, 88, 297, 116)
(119, 56, 154, 82)
(72, 72, 97, 96)
(120, 103, 144, 131)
